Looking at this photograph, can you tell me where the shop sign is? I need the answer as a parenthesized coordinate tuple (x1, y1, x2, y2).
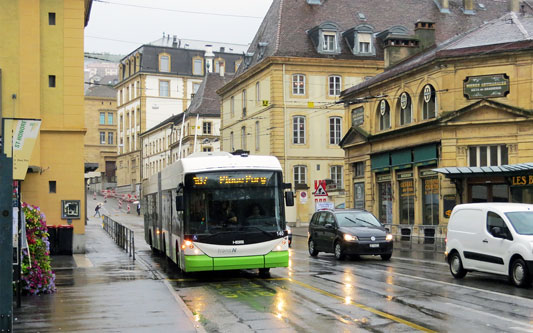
(463, 74, 509, 99)
(424, 178, 439, 195)
(443, 195, 456, 218)
(420, 170, 437, 177)
(351, 107, 364, 127)
(399, 180, 414, 196)
(398, 172, 413, 179)
(510, 175, 533, 186)
(377, 174, 391, 182)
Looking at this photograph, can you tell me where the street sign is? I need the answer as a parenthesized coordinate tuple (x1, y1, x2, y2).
(463, 74, 510, 99)
(314, 180, 328, 196)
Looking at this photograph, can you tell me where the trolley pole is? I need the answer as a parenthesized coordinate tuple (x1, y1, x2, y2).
(0, 138, 14, 331)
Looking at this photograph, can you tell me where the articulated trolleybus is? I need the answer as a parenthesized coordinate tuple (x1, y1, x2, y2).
(143, 152, 294, 274)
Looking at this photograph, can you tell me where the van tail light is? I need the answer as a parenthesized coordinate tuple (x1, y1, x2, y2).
(445, 237, 447, 244)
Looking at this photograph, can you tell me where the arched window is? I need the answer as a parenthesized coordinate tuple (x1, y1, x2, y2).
(378, 100, 391, 131)
(398, 92, 412, 126)
(421, 84, 437, 119)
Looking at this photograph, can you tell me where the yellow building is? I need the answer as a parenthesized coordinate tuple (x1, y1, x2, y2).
(340, 12, 533, 238)
(84, 82, 117, 192)
(218, 0, 511, 225)
(0, 0, 92, 253)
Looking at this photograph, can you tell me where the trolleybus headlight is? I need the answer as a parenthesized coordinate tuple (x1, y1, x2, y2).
(386, 234, 393, 241)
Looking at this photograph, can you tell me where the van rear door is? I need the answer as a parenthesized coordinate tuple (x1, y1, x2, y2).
(450, 208, 484, 271)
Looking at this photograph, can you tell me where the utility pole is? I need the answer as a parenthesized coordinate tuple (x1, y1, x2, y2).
(0, 127, 14, 330)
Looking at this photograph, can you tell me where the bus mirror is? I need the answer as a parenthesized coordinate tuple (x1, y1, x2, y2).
(176, 196, 184, 211)
(282, 183, 292, 190)
(285, 191, 294, 207)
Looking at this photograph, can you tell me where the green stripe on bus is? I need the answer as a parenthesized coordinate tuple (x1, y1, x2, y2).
(213, 256, 265, 270)
(184, 255, 213, 272)
(264, 251, 289, 268)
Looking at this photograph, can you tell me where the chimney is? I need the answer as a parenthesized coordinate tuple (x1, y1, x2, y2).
(509, 0, 520, 12)
(172, 35, 178, 48)
(414, 21, 435, 51)
(383, 36, 420, 67)
(438, 0, 450, 13)
(463, 0, 475, 14)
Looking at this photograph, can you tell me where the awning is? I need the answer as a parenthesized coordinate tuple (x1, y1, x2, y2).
(433, 163, 533, 179)
(371, 153, 390, 171)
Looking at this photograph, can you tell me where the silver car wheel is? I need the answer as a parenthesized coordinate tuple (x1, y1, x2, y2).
(451, 256, 461, 274)
(514, 262, 525, 284)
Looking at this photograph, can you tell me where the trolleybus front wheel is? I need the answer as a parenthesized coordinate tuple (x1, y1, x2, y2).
(258, 268, 270, 277)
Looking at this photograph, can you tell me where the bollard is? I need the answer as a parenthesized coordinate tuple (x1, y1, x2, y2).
(127, 204, 131, 214)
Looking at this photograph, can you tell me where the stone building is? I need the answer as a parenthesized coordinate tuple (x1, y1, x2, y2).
(217, 0, 513, 224)
(340, 11, 533, 233)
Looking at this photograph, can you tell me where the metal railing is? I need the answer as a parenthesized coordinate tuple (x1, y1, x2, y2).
(102, 215, 135, 260)
(383, 224, 447, 252)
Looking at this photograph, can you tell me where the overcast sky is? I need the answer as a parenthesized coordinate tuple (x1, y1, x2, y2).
(84, 0, 273, 55)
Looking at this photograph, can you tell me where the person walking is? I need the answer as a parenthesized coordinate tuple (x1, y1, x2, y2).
(137, 202, 141, 216)
(94, 203, 101, 217)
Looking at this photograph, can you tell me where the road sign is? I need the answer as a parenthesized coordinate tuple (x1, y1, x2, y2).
(314, 180, 328, 196)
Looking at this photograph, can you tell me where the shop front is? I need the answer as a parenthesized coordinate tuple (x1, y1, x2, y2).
(434, 163, 533, 206)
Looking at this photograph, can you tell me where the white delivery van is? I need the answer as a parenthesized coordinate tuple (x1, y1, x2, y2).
(446, 203, 533, 287)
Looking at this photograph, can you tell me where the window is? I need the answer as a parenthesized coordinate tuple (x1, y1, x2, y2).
(48, 12, 56, 25)
(354, 162, 364, 178)
(422, 84, 437, 119)
(399, 178, 415, 225)
(99, 112, 105, 125)
(329, 75, 341, 96)
(241, 126, 247, 150)
(399, 92, 412, 126)
(203, 122, 212, 135)
(159, 54, 170, 72)
(468, 145, 508, 167)
(49, 181, 56, 193)
(294, 165, 307, 185)
(159, 80, 169, 97)
(230, 131, 234, 151)
(422, 176, 439, 225)
(242, 89, 247, 117)
(378, 180, 392, 224)
(100, 132, 106, 144)
(323, 32, 336, 52)
(255, 121, 260, 151)
(48, 75, 56, 87)
(108, 132, 114, 145)
(330, 165, 343, 188)
(108, 112, 114, 125)
(203, 147, 212, 152)
(214, 59, 225, 73)
(292, 74, 305, 95)
(230, 96, 235, 117)
(357, 33, 372, 53)
(193, 58, 203, 75)
(487, 212, 509, 236)
(193, 82, 201, 94)
(378, 100, 391, 131)
(293, 116, 306, 144)
(329, 117, 342, 145)
(256, 82, 260, 102)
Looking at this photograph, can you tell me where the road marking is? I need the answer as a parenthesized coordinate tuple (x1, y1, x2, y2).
(279, 277, 436, 332)
(73, 254, 93, 268)
(392, 271, 532, 302)
(391, 256, 447, 267)
(446, 303, 532, 329)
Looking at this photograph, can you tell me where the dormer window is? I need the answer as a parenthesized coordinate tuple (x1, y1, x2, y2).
(257, 42, 268, 59)
(244, 52, 254, 67)
(307, 22, 341, 55)
(323, 32, 337, 52)
(343, 24, 376, 56)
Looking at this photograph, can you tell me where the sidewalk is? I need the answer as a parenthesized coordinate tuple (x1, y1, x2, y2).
(13, 210, 200, 332)
(290, 226, 446, 263)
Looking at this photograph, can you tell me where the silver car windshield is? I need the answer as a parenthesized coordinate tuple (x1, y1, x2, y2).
(336, 212, 382, 228)
(505, 211, 533, 235)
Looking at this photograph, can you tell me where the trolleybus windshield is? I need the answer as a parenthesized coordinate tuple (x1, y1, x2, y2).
(184, 171, 284, 241)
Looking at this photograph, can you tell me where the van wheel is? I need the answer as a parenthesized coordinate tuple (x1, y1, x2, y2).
(334, 241, 345, 260)
(308, 239, 319, 257)
(510, 258, 532, 287)
(449, 252, 467, 279)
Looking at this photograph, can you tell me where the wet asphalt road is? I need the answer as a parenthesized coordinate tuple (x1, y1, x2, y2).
(38, 196, 533, 333)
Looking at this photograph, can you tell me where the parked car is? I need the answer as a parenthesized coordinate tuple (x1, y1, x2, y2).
(307, 209, 393, 260)
(446, 203, 533, 287)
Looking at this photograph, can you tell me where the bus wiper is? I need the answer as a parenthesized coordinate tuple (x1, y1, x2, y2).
(240, 225, 277, 238)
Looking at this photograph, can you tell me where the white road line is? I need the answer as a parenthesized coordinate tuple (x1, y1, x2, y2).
(445, 302, 532, 329)
(391, 256, 448, 267)
(392, 271, 532, 302)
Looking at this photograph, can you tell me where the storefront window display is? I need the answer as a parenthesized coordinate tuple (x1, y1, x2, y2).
(377, 175, 392, 224)
(422, 173, 439, 225)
